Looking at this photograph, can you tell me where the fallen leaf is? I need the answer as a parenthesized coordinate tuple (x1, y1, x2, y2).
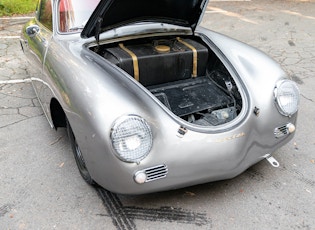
(19, 223, 26, 230)
(50, 136, 63, 145)
(184, 191, 196, 196)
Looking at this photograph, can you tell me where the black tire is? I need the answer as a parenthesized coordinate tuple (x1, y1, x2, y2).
(66, 119, 94, 185)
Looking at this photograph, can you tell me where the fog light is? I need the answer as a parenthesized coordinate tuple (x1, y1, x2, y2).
(287, 123, 296, 134)
(134, 171, 147, 184)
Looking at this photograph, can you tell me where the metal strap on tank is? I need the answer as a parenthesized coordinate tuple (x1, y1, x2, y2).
(119, 43, 139, 81)
(177, 37, 197, 78)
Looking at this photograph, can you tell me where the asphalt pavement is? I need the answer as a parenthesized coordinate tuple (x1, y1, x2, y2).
(1, 0, 315, 229)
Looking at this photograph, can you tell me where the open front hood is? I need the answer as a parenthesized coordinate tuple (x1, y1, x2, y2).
(81, 0, 209, 39)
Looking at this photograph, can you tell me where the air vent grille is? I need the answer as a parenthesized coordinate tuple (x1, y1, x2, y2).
(274, 125, 289, 138)
(144, 164, 168, 182)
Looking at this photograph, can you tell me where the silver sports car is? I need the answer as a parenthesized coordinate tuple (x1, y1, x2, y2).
(20, 0, 300, 194)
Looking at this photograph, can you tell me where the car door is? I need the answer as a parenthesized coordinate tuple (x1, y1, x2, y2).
(21, 0, 54, 123)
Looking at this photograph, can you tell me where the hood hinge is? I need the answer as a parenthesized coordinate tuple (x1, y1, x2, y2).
(95, 17, 103, 50)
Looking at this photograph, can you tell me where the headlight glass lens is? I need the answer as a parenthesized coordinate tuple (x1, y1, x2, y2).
(111, 115, 152, 163)
(275, 80, 300, 116)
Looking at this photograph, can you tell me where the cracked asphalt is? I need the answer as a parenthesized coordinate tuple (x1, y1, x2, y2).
(1, 0, 315, 229)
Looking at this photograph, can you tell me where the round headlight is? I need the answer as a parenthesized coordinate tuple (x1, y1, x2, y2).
(111, 115, 152, 163)
(274, 79, 300, 116)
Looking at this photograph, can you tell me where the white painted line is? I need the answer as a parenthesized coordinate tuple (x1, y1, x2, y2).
(0, 79, 31, 84)
(0, 35, 21, 39)
(206, 10, 227, 13)
(281, 10, 315, 20)
(206, 6, 257, 24)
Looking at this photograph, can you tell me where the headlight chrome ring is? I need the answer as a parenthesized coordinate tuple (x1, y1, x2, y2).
(110, 115, 153, 163)
(274, 79, 300, 117)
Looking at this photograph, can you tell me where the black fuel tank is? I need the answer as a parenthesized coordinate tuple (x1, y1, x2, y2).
(103, 37, 209, 86)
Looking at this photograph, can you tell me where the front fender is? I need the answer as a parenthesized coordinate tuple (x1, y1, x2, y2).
(197, 27, 297, 141)
(197, 27, 288, 100)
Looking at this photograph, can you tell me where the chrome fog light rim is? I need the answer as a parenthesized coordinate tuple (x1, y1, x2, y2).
(274, 79, 300, 117)
(110, 115, 153, 163)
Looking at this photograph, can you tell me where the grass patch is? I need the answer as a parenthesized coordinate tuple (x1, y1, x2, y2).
(0, 0, 37, 17)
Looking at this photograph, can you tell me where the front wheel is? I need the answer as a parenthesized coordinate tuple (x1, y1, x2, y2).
(67, 119, 94, 185)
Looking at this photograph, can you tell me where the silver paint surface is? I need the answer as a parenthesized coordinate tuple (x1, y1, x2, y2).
(20, 0, 298, 194)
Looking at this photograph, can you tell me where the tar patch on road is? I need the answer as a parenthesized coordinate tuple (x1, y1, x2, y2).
(96, 187, 211, 230)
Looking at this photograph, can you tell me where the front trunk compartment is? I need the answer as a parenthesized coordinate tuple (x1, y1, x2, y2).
(90, 35, 243, 126)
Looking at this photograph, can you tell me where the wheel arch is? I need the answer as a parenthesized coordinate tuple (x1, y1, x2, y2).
(50, 98, 66, 130)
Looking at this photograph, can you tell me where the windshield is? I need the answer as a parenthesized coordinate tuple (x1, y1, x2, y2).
(58, 0, 100, 33)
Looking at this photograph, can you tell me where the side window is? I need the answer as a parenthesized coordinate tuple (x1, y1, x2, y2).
(37, 0, 53, 31)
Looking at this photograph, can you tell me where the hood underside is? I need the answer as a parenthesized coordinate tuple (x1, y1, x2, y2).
(81, 0, 209, 39)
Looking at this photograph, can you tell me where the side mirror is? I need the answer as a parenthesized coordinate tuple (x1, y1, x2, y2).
(26, 25, 40, 38)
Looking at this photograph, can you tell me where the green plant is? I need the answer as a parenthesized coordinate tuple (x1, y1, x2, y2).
(0, 0, 37, 16)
